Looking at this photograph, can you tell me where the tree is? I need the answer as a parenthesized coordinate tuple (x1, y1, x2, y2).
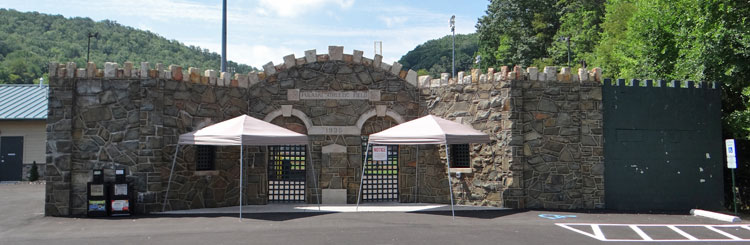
(0, 9, 258, 84)
(475, 0, 560, 68)
(28, 161, 39, 182)
(398, 33, 478, 78)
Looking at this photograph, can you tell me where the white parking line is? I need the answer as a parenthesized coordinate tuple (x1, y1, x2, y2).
(667, 225, 698, 241)
(706, 225, 742, 240)
(557, 223, 750, 242)
(629, 225, 653, 241)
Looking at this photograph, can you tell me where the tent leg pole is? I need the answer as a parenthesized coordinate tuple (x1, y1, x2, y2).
(416, 146, 419, 203)
(308, 146, 320, 211)
(162, 144, 180, 212)
(445, 145, 455, 220)
(239, 145, 243, 221)
(356, 143, 370, 211)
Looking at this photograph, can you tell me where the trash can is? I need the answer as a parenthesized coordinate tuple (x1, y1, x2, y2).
(87, 169, 108, 217)
(109, 169, 134, 216)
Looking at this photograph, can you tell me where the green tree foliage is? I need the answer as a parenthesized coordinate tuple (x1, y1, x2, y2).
(475, 0, 560, 68)
(398, 33, 478, 78)
(547, 0, 606, 68)
(473, 0, 749, 138)
(592, 0, 750, 139)
(0, 9, 257, 84)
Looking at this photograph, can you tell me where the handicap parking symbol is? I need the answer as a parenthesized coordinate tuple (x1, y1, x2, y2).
(538, 214, 577, 220)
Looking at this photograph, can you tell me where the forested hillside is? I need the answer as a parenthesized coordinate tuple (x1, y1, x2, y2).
(0, 9, 257, 84)
(398, 33, 478, 78)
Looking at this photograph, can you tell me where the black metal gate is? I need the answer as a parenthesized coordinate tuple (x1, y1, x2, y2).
(361, 136, 398, 202)
(268, 145, 306, 202)
(602, 79, 723, 211)
(0, 136, 23, 181)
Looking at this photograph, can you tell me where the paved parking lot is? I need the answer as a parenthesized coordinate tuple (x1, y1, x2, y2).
(1, 182, 748, 245)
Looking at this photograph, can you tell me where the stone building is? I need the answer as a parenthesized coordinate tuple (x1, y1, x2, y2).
(45, 46, 723, 216)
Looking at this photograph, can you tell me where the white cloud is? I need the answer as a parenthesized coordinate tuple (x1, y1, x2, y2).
(258, 0, 354, 18)
(378, 16, 408, 28)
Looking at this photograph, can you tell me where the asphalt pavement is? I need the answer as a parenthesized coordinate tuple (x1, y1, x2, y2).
(1, 182, 748, 245)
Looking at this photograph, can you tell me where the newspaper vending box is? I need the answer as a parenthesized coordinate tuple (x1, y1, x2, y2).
(109, 169, 134, 216)
(87, 169, 108, 217)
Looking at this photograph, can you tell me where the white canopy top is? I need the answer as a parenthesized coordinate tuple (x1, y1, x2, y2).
(178, 115, 308, 146)
(367, 115, 490, 145)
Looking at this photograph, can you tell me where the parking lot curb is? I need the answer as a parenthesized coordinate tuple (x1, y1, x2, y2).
(690, 209, 741, 222)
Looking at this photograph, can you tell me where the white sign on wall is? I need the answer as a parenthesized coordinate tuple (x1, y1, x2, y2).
(372, 146, 388, 161)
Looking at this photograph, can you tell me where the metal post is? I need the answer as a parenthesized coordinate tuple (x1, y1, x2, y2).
(732, 168, 737, 215)
(86, 36, 91, 63)
(356, 143, 371, 211)
(221, 0, 227, 72)
(162, 145, 180, 212)
(450, 15, 455, 78)
(445, 145, 455, 219)
(86, 32, 98, 63)
(566, 38, 571, 68)
(307, 145, 320, 210)
(239, 144, 243, 221)
(416, 146, 419, 203)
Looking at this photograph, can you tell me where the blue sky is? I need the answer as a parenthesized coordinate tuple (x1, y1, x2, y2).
(5, 0, 488, 68)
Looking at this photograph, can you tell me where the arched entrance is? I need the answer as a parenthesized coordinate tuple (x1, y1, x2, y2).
(360, 116, 400, 202)
(268, 116, 308, 203)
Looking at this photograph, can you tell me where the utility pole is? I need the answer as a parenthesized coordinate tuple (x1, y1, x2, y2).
(221, 0, 227, 72)
(559, 36, 571, 67)
(450, 15, 455, 78)
(87, 32, 99, 63)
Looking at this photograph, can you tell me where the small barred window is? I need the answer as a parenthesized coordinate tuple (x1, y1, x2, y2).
(195, 145, 215, 171)
(450, 144, 471, 168)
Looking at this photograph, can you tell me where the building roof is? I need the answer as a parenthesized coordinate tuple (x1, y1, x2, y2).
(0, 84, 48, 120)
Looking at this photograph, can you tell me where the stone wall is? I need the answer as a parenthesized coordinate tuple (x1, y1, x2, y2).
(244, 47, 422, 204)
(422, 66, 604, 209)
(45, 46, 430, 215)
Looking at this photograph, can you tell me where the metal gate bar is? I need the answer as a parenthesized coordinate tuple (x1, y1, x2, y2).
(361, 136, 398, 202)
(268, 145, 306, 203)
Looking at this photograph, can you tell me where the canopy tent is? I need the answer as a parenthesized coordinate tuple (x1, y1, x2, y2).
(357, 115, 490, 218)
(162, 115, 316, 220)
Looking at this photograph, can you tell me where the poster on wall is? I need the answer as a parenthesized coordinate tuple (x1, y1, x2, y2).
(372, 146, 387, 161)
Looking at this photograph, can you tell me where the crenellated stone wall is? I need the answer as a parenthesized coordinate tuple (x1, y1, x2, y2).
(47, 45, 717, 216)
(422, 65, 604, 209)
(45, 46, 430, 215)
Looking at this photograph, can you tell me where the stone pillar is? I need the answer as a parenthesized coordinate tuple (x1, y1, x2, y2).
(45, 73, 74, 216)
(138, 76, 163, 214)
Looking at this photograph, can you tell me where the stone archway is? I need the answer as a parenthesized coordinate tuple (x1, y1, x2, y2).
(266, 115, 309, 203)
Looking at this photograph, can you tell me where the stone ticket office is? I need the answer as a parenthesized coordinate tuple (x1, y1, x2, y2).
(45, 46, 723, 216)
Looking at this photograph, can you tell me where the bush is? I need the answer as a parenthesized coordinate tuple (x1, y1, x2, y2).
(29, 161, 39, 181)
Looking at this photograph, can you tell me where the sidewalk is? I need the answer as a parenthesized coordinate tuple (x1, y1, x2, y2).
(155, 202, 508, 214)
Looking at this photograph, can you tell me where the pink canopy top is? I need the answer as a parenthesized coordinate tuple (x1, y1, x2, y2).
(367, 115, 490, 145)
(178, 115, 308, 146)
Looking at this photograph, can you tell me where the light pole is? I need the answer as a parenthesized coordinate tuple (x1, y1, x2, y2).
(87, 32, 99, 63)
(450, 15, 455, 78)
(558, 36, 571, 67)
(221, 0, 227, 72)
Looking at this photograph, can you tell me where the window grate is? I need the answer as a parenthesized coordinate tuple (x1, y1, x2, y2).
(195, 145, 215, 171)
(268, 145, 306, 203)
(450, 144, 471, 168)
(361, 136, 399, 202)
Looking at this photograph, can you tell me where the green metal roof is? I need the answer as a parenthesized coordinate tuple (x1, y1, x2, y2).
(0, 84, 48, 120)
